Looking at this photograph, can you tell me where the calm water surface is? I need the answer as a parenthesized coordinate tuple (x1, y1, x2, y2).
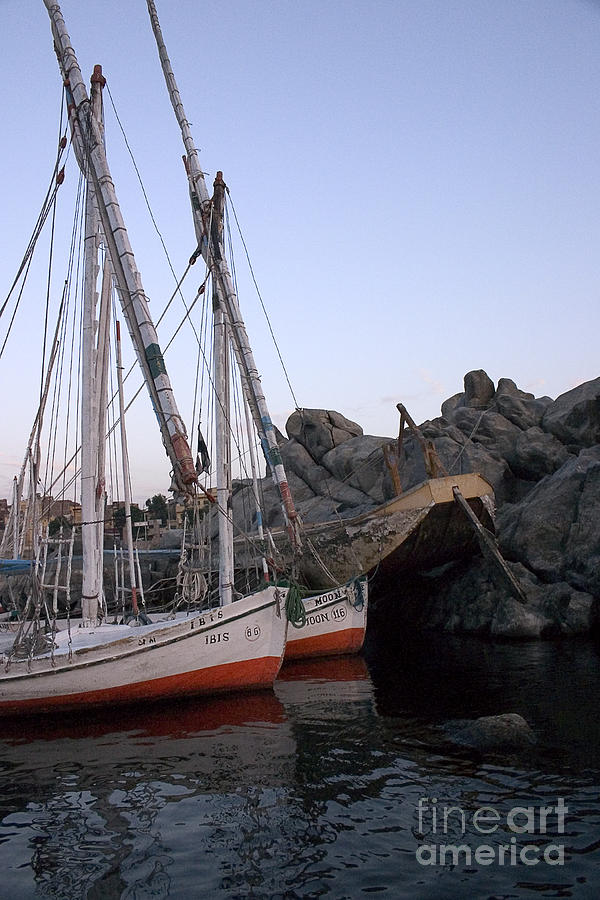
(0, 627, 599, 899)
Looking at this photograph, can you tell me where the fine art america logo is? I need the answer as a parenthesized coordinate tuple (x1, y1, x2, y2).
(415, 797, 567, 867)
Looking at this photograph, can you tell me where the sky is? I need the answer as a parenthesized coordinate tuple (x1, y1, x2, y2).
(1, 0, 599, 504)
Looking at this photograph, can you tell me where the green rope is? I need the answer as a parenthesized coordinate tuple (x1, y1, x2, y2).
(349, 577, 366, 611)
(284, 580, 306, 629)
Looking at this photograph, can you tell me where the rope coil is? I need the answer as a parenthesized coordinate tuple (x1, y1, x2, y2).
(284, 580, 306, 628)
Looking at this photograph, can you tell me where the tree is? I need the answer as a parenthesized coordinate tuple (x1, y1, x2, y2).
(112, 504, 145, 537)
(146, 493, 168, 525)
(49, 516, 71, 536)
(184, 505, 205, 529)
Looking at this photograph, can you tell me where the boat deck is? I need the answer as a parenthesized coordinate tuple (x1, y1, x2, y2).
(0, 610, 198, 662)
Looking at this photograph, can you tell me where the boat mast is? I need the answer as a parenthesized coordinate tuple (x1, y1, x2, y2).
(11, 477, 18, 560)
(115, 320, 139, 616)
(95, 255, 112, 602)
(80, 64, 105, 626)
(210, 173, 235, 604)
(43, 0, 196, 497)
(243, 395, 270, 584)
(146, 0, 301, 550)
(213, 294, 234, 604)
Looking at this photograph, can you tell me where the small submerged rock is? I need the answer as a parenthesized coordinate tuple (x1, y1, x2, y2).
(442, 713, 537, 752)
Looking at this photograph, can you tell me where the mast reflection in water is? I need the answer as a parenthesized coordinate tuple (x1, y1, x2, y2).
(0, 637, 599, 897)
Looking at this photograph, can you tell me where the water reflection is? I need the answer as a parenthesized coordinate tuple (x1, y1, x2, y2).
(366, 623, 600, 771)
(0, 642, 599, 897)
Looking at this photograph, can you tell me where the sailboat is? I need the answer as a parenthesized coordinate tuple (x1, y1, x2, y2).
(0, 0, 294, 715)
(144, 0, 369, 663)
(0, 0, 370, 716)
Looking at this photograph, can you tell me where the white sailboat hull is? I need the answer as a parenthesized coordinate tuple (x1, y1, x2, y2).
(0, 587, 287, 716)
(284, 579, 368, 661)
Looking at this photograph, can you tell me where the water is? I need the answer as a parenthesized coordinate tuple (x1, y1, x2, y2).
(0, 629, 599, 899)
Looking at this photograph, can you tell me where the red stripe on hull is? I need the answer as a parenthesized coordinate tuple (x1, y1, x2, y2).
(0, 655, 282, 717)
(284, 627, 365, 661)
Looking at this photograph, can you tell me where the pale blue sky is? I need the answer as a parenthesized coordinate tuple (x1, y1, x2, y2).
(1, 0, 599, 502)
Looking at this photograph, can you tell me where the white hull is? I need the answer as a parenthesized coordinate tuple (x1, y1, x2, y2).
(284, 578, 368, 661)
(0, 587, 287, 715)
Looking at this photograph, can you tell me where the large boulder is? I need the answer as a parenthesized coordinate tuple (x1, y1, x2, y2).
(498, 446, 600, 595)
(452, 408, 522, 465)
(511, 427, 571, 481)
(464, 369, 495, 408)
(387, 557, 596, 638)
(541, 377, 600, 449)
(222, 371, 600, 638)
(279, 438, 373, 511)
(286, 409, 363, 463)
(440, 369, 496, 418)
(441, 392, 464, 420)
(320, 435, 395, 504)
(493, 378, 552, 430)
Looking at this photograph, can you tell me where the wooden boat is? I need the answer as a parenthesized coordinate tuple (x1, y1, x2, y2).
(284, 576, 368, 661)
(0, 0, 297, 714)
(0, 0, 373, 716)
(277, 472, 495, 590)
(145, 0, 369, 662)
(0, 591, 287, 715)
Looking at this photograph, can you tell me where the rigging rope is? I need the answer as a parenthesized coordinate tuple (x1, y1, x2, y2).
(106, 83, 182, 289)
(0, 149, 67, 359)
(226, 192, 300, 411)
(448, 402, 497, 474)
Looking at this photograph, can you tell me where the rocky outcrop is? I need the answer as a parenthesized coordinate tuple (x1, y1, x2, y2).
(411, 373, 599, 635)
(5, 372, 594, 635)
(387, 557, 596, 638)
(541, 377, 600, 448)
(248, 369, 599, 638)
(498, 446, 600, 596)
(285, 409, 363, 464)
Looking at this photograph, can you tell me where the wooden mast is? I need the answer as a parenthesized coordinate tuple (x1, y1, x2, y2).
(115, 320, 139, 616)
(43, 0, 197, 497)
(212, 174, 234, 604)
(80, 64, 104, 626)
(145, 0, 301, 550)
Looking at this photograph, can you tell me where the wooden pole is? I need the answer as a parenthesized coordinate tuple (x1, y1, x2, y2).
(43, 0, 196, 495)
(115, 321, 139, 616)
(452, 486, 528, 604)
(146, 0, 301, 549)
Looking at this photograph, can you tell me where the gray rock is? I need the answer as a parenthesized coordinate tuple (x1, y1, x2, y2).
(452, 408, 522, 466)
(286, 408, 363, 463)
(443, 713, 536, 752)
(495, 377, 533, 399)
(498, 446, 600, 595)
(231, 481, 260, 536)
(537, 581, 596, 634)
(321, 435, 394, 504)
(296, 496, 340, 522)
(399, 557, 596, 637)
(280, 438, 373, 511)
(511, 427, 571, 481)
(432, 431, 526, 505)
(490, 595, 553, 638)
(441, 392, 464, 420)
(542, 377, 600, 448)
(464, 369, 495, 409)
(221, 371, 600, 638)
(259, 469, 319, 527)
(494, 379, 552, 430)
